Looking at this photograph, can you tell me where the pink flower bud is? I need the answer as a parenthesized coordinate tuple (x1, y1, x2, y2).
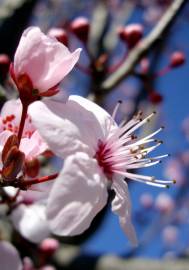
(47, 27, 68, 47)
(39, 238, 59, 256)
(155, 193, 174, 214)
(148, 90, 163, 104)
(11, 27, 81, 101)
(170, 51, 186, 68)
(70, 17, 90, 42)
(23, 256, 34, 270)
(0, 53, 11, 79)
(140, 193, 153, 208)
(118, 24, 144, 48)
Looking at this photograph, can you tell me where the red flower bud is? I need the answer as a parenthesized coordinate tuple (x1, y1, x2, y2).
(148, 91, 163, 104)
(0, 54, 11, 80)
(70, 17, 90, 42)
(118, 24, 144, 48)
(39, 238, 59, 256)
(170, 51, 186, 68)
(48, 27, 68, 47)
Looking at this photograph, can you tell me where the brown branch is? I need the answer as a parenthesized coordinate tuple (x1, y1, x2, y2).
(101, 0, 187, 93)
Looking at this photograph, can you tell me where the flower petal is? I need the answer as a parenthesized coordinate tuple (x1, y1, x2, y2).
(29, 99, 104, 158)
(10, 202, 50, 243)
(69, 95, 116, 136)
(0, 241, 22, 270)
(111, 176, 137, 246)
(47, 152, 108, 236)
(20, 131, 48, 159)
(14, 27, 81, 92)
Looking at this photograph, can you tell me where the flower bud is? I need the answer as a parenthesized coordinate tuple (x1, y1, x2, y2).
(70, 17, 90, 42)
(148, 90, 163, 104)
(0, 54, 10, 80)
(118, 24, 144, 48)
(25, 158, 40, 178)
(39, 238, 59, 256)
(23, 256, 34, 270)
(170, 51, 186, 68)
(11, 27, 81, 102)
(47, 27, 68, 47)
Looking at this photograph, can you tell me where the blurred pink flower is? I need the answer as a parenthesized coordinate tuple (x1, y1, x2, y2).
(140, 192, 154, 208)
(29, 95, 171, 245)
(0, 241, 22, 270)
(0, 99, 48, 165)
(155, 192, 175, 214)
(5, 182, 52, 243)
(162, 225, 179, 245)
(164, 158, 185, 186)
(11, 27, 81, 96)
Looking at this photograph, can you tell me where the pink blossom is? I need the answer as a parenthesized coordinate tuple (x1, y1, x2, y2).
(0, 241, 22, 270)
(5, 182, 51, 243)
(12, 27, 81, 96)
(0, 99, 48, 165)
(10, 200, 50, 243)
(29, 95, 172, 245)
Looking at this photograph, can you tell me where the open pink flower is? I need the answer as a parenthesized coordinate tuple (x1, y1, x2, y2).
(11, 27, 81, 96)
(29, 96, 172, 245)
(0, 99, 48, 166)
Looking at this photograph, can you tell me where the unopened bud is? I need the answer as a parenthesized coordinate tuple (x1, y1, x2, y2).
(48, 27, 68, 47)
(0, 54, 11, 80)
(170, 51, 186, 68)
(23, 256, 34, 270)
(70, 17, 90, 42)
(2, 146, 25, 181)
(25, 158, 40, 178)
(39, 238, 59, 256)
(118, 24, 144, 48)
(148, 90, 163, 104)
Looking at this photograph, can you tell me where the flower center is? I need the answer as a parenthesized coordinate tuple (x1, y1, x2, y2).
(95, 140, 114, 179)
(95, 101, 174, 188)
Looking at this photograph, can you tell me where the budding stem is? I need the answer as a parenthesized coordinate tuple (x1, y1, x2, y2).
(22, 173, 59, 187)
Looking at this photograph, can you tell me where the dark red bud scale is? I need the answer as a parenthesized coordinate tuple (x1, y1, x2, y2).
(148, 91, 163, 104)
(25, 158, 40, 178)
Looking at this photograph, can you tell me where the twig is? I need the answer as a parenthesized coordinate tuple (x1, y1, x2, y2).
(101, 0, 187, 93)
